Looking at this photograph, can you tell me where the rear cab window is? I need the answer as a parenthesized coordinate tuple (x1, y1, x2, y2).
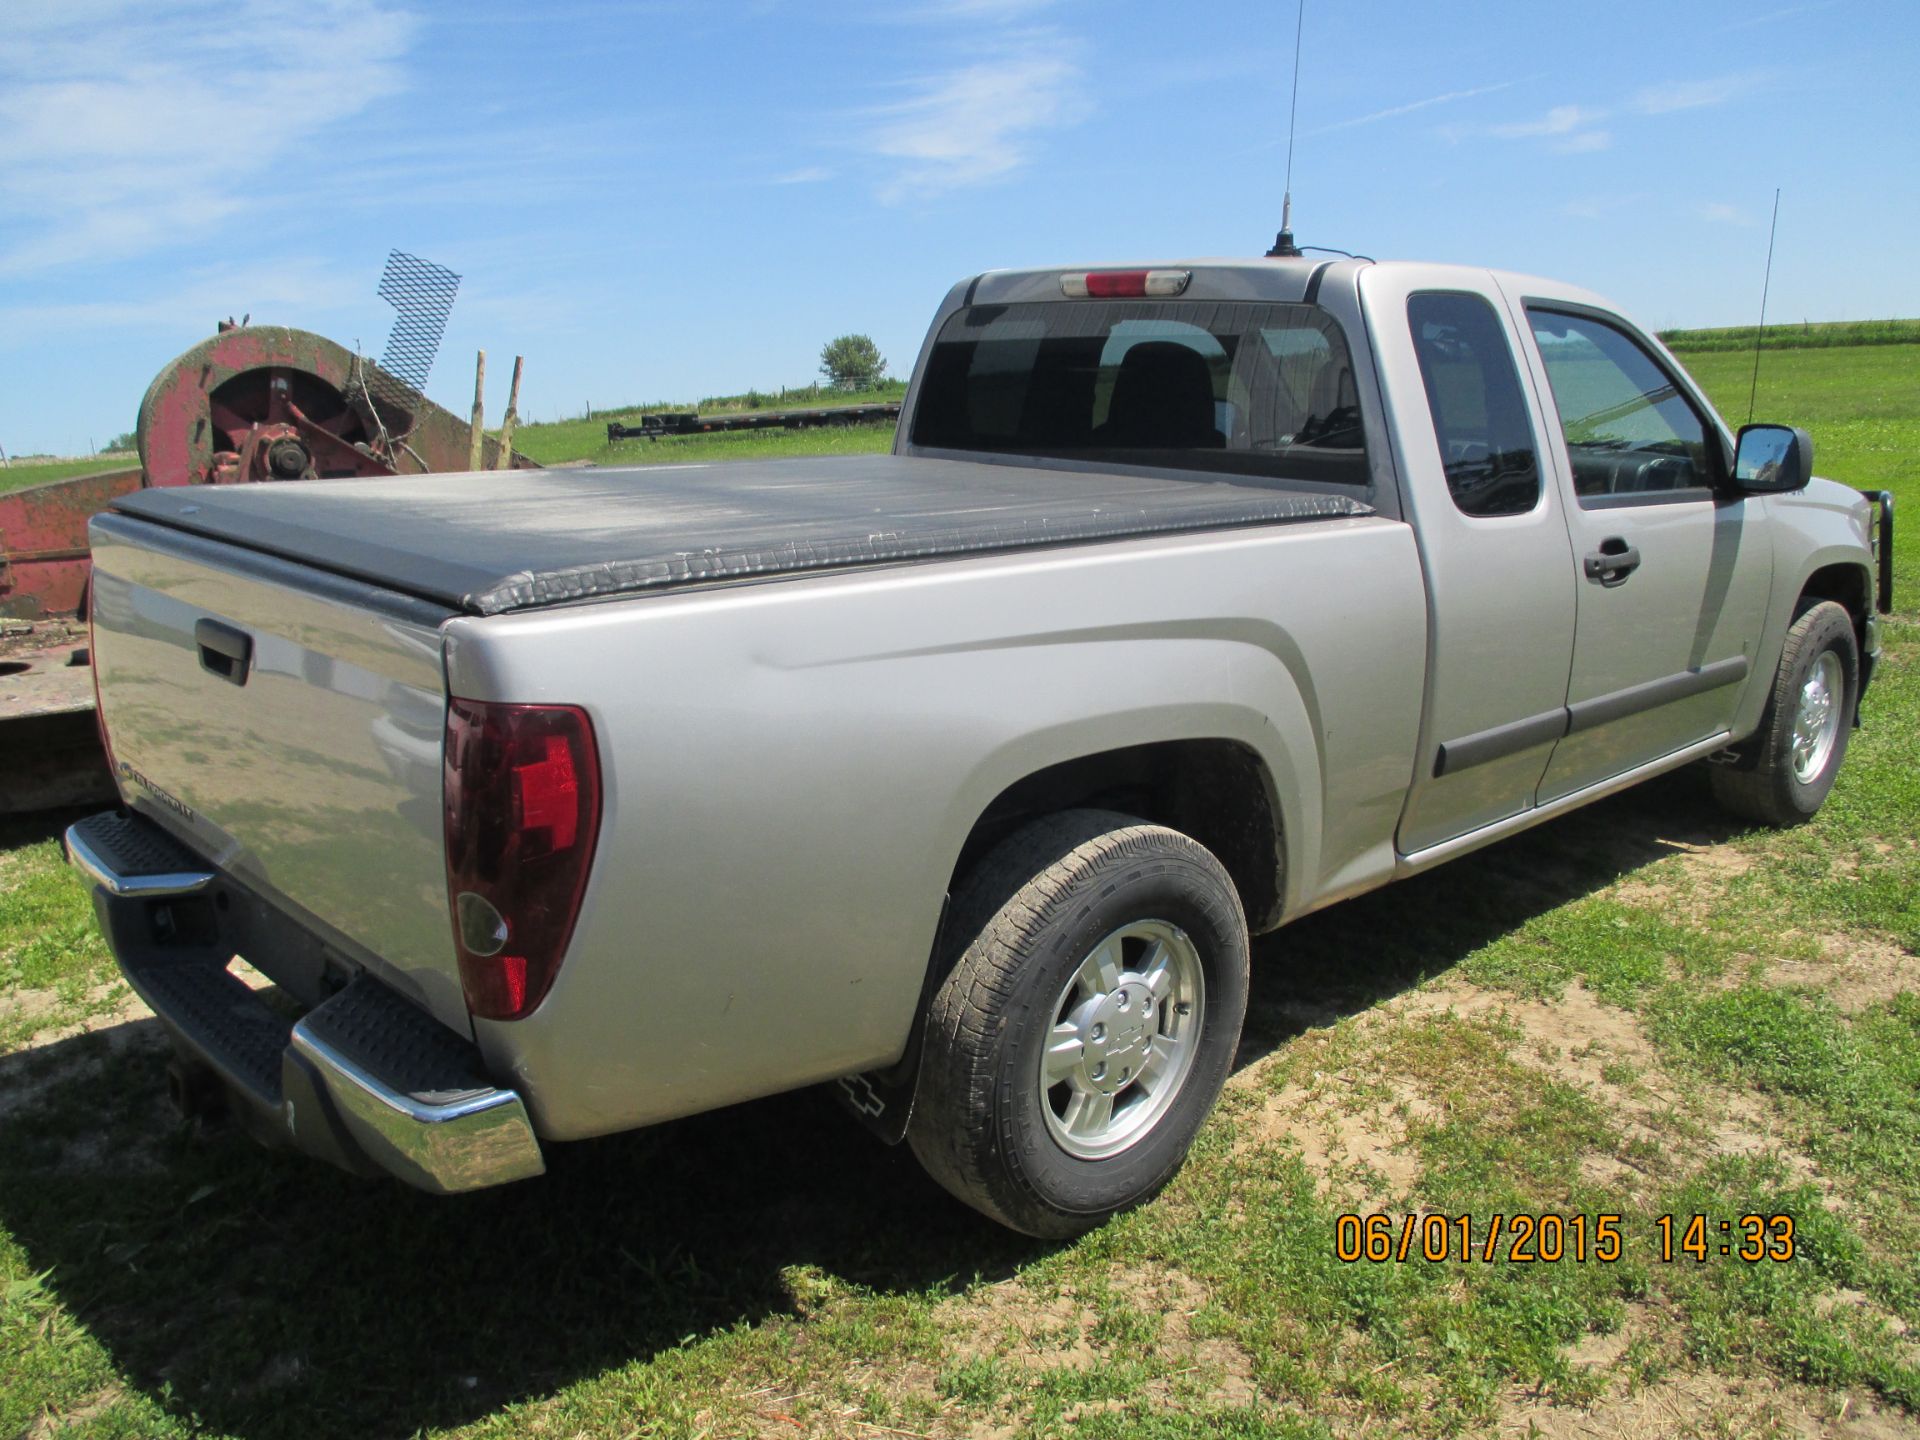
(1406, 292, 1542, 517)
(910, 300, 1369, 490)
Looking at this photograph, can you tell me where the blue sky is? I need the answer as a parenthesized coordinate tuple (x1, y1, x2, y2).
(2, 0, 1915, 458)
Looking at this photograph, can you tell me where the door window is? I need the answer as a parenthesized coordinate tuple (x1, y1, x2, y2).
(1527, 309, 1718, 505)
(1407, 292, 1541, 517)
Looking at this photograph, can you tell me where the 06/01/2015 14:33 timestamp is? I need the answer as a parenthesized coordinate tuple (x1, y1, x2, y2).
(1334, 1213, 1798, 1265)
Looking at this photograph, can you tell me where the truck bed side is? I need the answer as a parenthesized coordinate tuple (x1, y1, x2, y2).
(444, 514, 1428, 1140)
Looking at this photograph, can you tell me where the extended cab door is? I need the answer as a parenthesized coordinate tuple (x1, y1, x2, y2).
(1503, 293, 1773, 801)
(1361, 268, 1578, 856)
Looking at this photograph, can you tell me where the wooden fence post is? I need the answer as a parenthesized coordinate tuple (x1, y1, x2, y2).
(496, 356, 524, 468)
(468, 350, 487, 471)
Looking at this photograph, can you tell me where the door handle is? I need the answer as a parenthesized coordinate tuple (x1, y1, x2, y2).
(194, 618, 253, 686)
(1583, 538, 1641, 587)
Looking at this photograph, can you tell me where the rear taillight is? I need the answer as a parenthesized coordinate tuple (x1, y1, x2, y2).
(443, 698, 602, 1021)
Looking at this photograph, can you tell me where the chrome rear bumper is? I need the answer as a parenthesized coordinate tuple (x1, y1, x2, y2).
(65, 811, 544, 1195)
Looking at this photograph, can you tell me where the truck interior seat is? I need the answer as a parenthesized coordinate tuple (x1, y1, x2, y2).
(1100, 342, 1224, 448)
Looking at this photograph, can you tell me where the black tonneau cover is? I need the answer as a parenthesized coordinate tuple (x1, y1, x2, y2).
(111, 455, 1372, 616)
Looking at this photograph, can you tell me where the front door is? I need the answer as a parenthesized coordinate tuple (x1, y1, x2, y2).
(1509, 300, 1774, 803)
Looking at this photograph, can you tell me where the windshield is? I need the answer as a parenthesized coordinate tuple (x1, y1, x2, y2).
(910, 300, 1368, 487)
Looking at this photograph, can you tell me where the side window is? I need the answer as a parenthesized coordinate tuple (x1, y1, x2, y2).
(1526, 308, 1717, 504)
(1407, 292, 1541, 518)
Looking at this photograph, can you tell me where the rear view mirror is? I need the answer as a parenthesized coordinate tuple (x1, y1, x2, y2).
(1733, 424, 1812, 493)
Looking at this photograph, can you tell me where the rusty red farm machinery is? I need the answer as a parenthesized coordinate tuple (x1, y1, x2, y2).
(0, 252, 534, 811)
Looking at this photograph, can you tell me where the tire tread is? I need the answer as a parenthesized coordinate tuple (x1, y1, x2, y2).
(1710, 600, 1856, 827)
(908, 810, 1246, 1237)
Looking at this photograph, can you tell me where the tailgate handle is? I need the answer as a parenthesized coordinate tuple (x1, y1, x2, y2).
(194, 619, 253, 686)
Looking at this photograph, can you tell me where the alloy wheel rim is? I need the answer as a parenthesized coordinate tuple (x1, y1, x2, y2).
(1039, 920, 1206, 1161)
(1790, 650, 1843, 784)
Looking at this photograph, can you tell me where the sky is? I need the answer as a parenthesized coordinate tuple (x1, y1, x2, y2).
(1, 0, 1916, 458)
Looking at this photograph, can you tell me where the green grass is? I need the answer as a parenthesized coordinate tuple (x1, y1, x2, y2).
(2, 340, 1916, 1438)
(1660, 317, 1920, 353)
(512, 415, 899, 470)
(0, 455, 138, 498)
(510, 380, 908, 469)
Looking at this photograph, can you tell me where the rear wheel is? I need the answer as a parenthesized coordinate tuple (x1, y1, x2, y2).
(1710, 600, 1858, 827)
(908, 810, 1249, 1238)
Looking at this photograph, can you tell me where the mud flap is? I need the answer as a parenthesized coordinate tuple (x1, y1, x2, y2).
(832, 1065, 919, 1146)
(830, 895, 951, 1146)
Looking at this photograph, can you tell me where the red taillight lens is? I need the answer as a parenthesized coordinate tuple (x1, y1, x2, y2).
(1087, 270, 1150, 298)
(1058, 269, 1192, 299)
(443, 698, 602, 1021)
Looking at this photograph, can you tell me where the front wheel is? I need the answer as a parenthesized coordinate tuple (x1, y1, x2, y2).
(907, 810, 1249, 1238)
(1710, 600, 1859, 827)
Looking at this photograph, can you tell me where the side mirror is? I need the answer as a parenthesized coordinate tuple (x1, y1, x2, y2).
(1733, 423, 1813, 494)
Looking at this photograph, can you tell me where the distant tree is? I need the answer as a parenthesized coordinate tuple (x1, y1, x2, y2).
(106, 430, 138, 453)
(819, 334, 887, 390)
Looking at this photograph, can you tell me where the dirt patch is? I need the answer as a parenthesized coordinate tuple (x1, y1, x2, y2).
(1235, 1078, 1430, 1209)
(1241, 975, 1833, 1210)
(1767, 932, 1920, 1012)
(0, 988, 163, 1124)
(2, 958, 280, 1061)
(948, 1282, 1101, 1371)
(940, 1264, 1258, 1408)
(1613, 837, 1755, 926)
(3, 980, 149, 1049)
(1521, 981, 1842, 1203)
(1499, 1369, 1918, 1439)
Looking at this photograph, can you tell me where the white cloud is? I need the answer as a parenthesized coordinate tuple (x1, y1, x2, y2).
(1698, 202, 1756, 226)
(1630, 73, 1762, 114)
(1305, 81, 1516, 137)
(1447, 69, 1759, 157)
(1553, 130, 1613, 154)
(864, 40, 1086, 201)
(0, 255, 370, 339)
(1454, 103, 1609, 154)
(770, 166, 834, 185)
(1490, 104, 1597, 139)
(0, 0, 416, 274)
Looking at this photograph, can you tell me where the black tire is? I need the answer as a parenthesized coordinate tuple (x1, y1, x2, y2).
(907, 809, 1249, 1238)
(1709, 600, 1859, 827)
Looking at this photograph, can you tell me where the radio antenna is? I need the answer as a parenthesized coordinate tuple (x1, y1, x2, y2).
(1745, 188, 1781, 425)
(1267, 0, 1306, 257)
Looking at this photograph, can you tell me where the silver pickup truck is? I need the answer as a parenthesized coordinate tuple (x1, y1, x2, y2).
(67, 257, 1892, 1237)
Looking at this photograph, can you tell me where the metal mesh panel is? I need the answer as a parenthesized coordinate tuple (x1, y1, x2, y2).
(375, 251, 461, 400)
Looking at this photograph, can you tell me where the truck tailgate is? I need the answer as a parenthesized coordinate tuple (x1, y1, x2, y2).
(87, 512, 468, 1034)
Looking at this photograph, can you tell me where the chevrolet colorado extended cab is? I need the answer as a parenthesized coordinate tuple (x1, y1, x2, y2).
(68, 258, 1893, 1237)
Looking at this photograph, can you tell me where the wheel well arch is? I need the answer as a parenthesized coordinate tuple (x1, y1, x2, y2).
(1798, 561, 1870, 630)
(944, 738, 1287, 938)
(855, 737, 1291, 1124)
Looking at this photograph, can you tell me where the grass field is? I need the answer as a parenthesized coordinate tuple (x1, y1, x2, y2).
(1, 340, 1915, 1439)
(510, 381, 908, 470)
(0, 455, 137, 499)
(513, 416, 900, 470)
(1661, 318, 1920, 353)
